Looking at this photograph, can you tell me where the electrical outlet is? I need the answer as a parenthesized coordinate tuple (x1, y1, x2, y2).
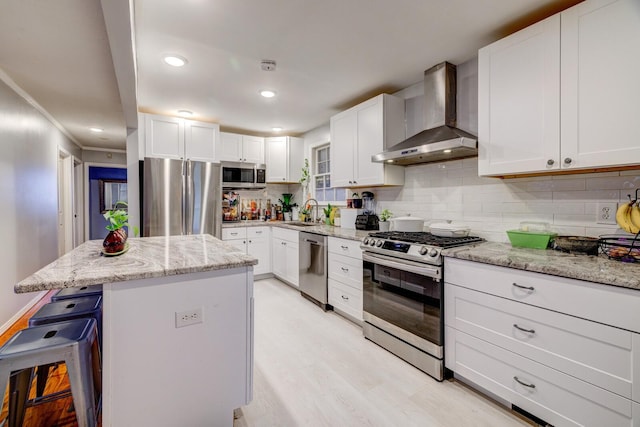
(596, 202, 618, 225)
(175, 307, 203, 328)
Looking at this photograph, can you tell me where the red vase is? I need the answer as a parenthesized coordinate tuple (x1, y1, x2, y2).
(103, 228, 127, 253)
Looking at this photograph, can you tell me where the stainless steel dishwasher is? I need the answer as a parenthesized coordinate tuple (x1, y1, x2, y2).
(299, 232, 328, 310)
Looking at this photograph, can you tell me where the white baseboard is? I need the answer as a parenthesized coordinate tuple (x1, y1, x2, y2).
(0, 291, 47, 336)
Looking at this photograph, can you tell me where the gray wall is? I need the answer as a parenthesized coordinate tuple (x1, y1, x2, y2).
(0, 78, 81, 329)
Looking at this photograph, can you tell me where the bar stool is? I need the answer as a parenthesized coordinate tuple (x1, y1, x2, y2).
(0, 318, 101, 427)
(27, 295, 102, 398)
(51, 285, 102, 302)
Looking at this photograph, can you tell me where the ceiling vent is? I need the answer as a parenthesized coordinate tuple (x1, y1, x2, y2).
(261, 60, 276, 71)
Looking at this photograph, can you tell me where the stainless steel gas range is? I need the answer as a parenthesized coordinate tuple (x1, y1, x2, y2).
(360, 231, 483, 381)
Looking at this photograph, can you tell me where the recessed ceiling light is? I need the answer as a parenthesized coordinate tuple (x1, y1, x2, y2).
(260, 90, 276, 98)
(89, 127, 103, 133)
(163, 55, 187, 67)
(177, 110, 194, 117)
(443, 149, 452, 153)
(272, 127, 283, 132)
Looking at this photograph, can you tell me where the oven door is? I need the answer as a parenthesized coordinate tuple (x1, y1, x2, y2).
(362, 252, 443, 358)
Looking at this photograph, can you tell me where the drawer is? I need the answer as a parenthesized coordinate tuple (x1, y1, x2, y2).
(222, 227, 246, 240)
(328, 278, 362, 321)
(446, 283, 634, 399)
(328, 254, 363, 290)
(445, 257, 640, 334)
(247, 226, 269, 238)
(447, 328, 634, 427)
(272, 226, 298, 242)
(328, 237, 363, 260)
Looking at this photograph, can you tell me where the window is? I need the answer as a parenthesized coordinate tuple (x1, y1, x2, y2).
(312, 144, 346, 203)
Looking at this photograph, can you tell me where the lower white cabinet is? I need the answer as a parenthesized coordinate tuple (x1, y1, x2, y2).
(445, 257, 640, 426)
(328, 237, 363, 321)
(222, 227, 271, 276)
(271, 227, 299, 287)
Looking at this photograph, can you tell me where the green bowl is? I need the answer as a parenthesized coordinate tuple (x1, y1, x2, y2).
(507, 230, 557, 249)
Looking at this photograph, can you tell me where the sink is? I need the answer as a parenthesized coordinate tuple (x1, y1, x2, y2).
(288, 221, 320, 227)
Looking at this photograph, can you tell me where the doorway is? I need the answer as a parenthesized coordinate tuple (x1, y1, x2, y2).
(86, 165, 127, 240)
(57, 149, 78, 256)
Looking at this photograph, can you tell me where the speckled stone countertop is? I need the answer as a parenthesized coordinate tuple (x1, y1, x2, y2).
(223, 221, 371, 241)
(15, 234, 258, 293)
(443, 242, 640, 290)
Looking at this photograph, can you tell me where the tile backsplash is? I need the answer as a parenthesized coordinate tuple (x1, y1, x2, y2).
(371, 158, 640, 242)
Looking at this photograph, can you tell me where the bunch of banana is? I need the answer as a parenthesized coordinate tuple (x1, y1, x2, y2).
(615, 201, 640, 234)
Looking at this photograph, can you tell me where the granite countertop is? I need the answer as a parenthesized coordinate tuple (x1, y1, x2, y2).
(223, 220, 371, 241)
(15, 234, 258, 293)
(443, 242, 640, 290)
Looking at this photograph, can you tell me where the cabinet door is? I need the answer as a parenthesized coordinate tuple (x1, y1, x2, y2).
(224, 238, 247, 253)
(284, 241, 299, 287)
(355, 97, 385, 186)
(330, 110, 357, 187)
(185, 120, 218, 162)
(145, 114, 185, 159)
(219, 132, 243, 162)
(265, 137, 288, 182)
(271, 237, 287, 278)
(561, 0, 640, 170)
(478, 15, 560, 176)
(242, 136, 265, 164)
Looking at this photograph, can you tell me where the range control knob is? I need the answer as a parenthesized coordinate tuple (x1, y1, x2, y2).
(419, 246, 428, 255)
(369, 239, 376, 246)
(376, 240, 383, 247)
(429, 249, 439, 257)
(363, 238, 369, 245)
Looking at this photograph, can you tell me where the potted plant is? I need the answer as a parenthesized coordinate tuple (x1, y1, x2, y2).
(102, 201, 136, 254)
(278, 193, 297, 221)
(379, 209, 393, 231)
(323, 203, 333, 225)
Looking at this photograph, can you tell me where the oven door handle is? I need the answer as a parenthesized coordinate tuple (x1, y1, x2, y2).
(362, 252, 441, 279)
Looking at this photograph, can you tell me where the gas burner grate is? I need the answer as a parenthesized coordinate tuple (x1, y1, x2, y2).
(368, 231, 484, 248)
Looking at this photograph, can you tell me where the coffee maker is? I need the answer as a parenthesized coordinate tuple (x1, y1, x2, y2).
(355, 191, 379, 230)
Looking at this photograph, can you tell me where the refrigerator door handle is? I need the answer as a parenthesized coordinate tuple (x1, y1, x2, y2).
(184, 160, 193, 235)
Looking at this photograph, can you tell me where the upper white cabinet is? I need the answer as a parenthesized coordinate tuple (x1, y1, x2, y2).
(330, 94, 405, 187)
(143, 113, 219, 162)
(478, 0, 640, 176)
(265, 136, 304, 183)
(219, 132, 265, 164)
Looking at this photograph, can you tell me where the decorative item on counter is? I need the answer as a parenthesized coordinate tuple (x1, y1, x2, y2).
(278, 193, 297, 221)
(323, 203, 333, 225)
(222, 191, 240, 222)
(102, 201, 137, 256)
(553, 236, 599, 255)
(299, 207, 309, 222)
(600, 234, 640, 262)
(389, 215, 424, 232)
(379, 209, 392, 231)
(334, 208, 341, 227)
(506, 221, 557, 249)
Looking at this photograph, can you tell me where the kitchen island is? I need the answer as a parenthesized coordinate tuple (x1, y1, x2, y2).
(15, 234, 257, 427)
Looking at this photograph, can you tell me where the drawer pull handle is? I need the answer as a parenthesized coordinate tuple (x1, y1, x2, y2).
(513, 324, 535, 334)
(341, 295, 349, 301)
(341, 245, 349, 250)
(513, 376, 536, 389)
(512, 283, 534, 291)
(231, 232, 238, 236)
(256, 231, 262, 234)
(341, 267, 349, 273)
(383, 270, 391, 276)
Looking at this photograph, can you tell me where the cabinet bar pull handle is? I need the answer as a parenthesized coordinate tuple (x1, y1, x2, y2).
(512, 283, 534, 291)
(341, 245, 349, 250)
(513, 376, 536, 389)
(256, 231, 262, 234)
(513, 324, 535, 334)
(341, 295, 349, 300)
(341, 267, 349, 272)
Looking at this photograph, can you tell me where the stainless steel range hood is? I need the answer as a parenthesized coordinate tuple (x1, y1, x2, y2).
(372, 62, 477, 166)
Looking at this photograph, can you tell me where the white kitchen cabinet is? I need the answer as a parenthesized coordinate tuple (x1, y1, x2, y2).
(330, 94, 405, 188)
(444, 257, 640, 426)
(271, 227, 299, 287)
(222, 226, 271, 276)
(328, 237, 363, 321)
(265, 136, 304, 183)
(219, 132, 264, 164)
(478, 0, 640, 176)
(143, 113, 219, 162)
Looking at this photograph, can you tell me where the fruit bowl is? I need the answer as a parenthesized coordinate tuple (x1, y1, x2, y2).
(600, 235, 640, 262)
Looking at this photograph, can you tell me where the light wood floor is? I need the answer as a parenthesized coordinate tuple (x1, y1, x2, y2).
(234, 278, 535, 427)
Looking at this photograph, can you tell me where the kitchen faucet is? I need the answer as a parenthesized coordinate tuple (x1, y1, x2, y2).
(306, 198, 319, 223)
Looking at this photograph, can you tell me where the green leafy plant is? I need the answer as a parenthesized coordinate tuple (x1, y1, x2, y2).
(278, 193, 297, 212)
(352, 192, 361, 199)
(322, 203, 333, 218)
(299, 158, 310, 187)
(379, 209, 393, 222)
(103, 202, 138, 236)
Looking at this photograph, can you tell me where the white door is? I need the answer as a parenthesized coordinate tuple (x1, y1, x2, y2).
(58, 150, 74, 255)
(560, 0, 640, 170)
(355, 98, 385, 186)
(73, 159, 84, 246)
(219, 132, 243, 162)
(478, 15, 561, 176)
(144, 114, 185, 159)
(184, 120, 218, 162)
(265, 137, 288, 182)
(242, 136, 265, 164)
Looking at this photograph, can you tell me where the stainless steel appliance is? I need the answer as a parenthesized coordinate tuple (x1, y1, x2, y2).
(142, 157, 221, 237)
(299, 232, 328, 310)
(361, 231, 483, 381)
(372, 62, 477, 166)
(221, 161, 266, 189)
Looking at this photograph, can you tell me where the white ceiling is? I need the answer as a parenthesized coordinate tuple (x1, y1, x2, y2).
(1, 0, 582, 151)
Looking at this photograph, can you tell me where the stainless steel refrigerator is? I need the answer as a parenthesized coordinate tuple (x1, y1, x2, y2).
(142, 157, 221, 237)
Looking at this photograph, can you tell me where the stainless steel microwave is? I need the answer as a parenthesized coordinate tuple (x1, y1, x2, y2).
(221, 162, 266, 189)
